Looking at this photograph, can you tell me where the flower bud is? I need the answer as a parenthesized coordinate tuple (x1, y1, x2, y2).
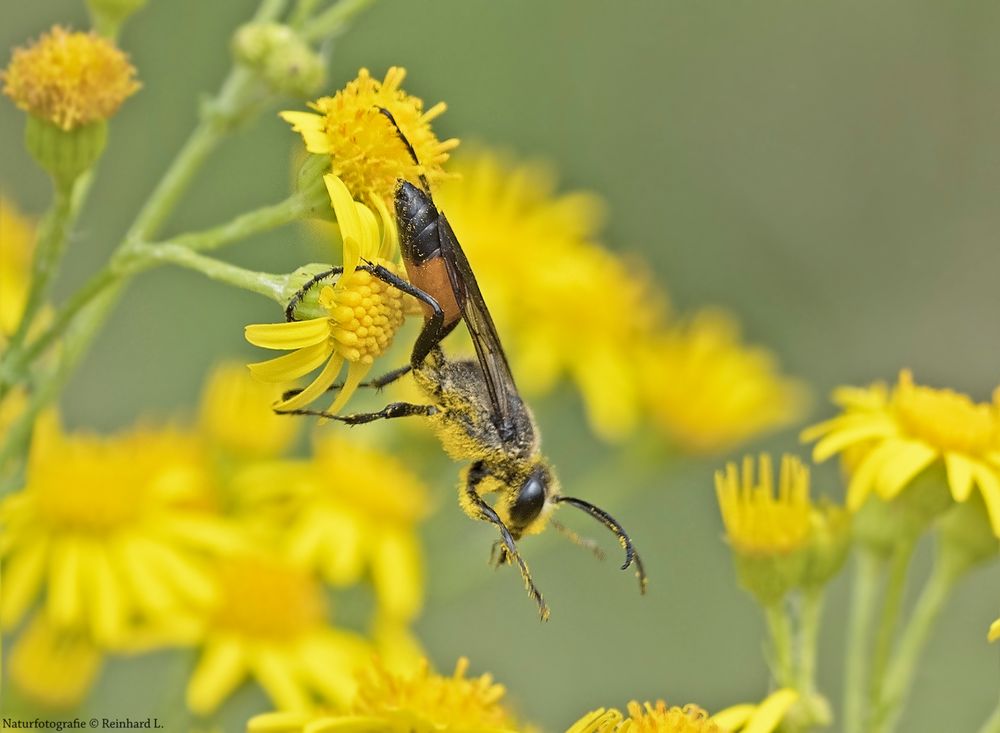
(281, 263, 339, 321)
(25, 116, 107, 189)
(232, 23, 325, 99)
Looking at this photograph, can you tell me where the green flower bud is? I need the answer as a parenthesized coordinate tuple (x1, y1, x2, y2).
(733, 551, 808, 607)
(25, 117, 107, 190)
(938, 495, 999, 575)
(282, 263, 338, 321)
(852, 465, 952, 557)
(801, 503, 851, 589)
(232, 23, 325, 99)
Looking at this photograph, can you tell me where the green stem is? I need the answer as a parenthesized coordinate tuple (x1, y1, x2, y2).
(138, 244, 288, 301)
(871, 552, 962, 733)
(869, 540, 916, 704)
(301, 0, 376, 41)
(765, 600, 795, 688)
(798, 587, 823, 697)
(977, 697, 1000, 733)
(844, 550, 881, 733)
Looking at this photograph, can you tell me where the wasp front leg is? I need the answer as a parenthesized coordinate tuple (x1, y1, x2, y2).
(276, 401, 437, 423)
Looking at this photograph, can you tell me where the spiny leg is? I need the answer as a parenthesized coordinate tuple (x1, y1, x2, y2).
(466, 466, 549, 620)
(275, 401, 436, 424)
(554, 495, 648, 594)
(280, 364, 414, 403)
(550, 519, 606, 561)
(284, 266, 343, 322)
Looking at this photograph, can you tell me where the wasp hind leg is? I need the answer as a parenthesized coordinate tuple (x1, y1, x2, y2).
(275, 401, 436, 424)
(465, 466, 550, 621)
(279, 364, 414, 403)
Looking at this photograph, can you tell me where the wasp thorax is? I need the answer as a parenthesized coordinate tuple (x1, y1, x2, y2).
(319, 264, 407, 364)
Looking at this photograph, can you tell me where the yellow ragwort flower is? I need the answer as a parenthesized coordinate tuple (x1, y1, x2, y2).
(246, 175, 408, 414)
(186, 554, 372, 715)
(0, 419, 242, 644)
(248, 657, 520, 733)
(716, 454, 812, 556)
(198, 361, 299, 459)
(0, 196, 35, 337)
(802, 370, 1000, 532)
(239, 433, 428, 621)
(8, 614, 103, 710)
(436, 150, 659, 440)
(567, 690, 796, 733)
(281, 66, 457, 222)
(2, 26, 139, 130)
(643, 309, 807, 454)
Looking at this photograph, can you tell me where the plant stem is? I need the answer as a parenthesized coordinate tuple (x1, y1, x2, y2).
(798, 587, 823, 697)
(301, 0, 376, 41)
(138, 244, 288, 301)
(977, 697, 1000, 733)
(869, 540, 915, 704)
(765, 600, 795, 688)
(844, 550, 881, 733)
(871, 552, 961, 733)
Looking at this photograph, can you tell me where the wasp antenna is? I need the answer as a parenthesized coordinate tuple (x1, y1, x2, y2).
(554, 496, 648, 594)
(375, 105, 431, 192)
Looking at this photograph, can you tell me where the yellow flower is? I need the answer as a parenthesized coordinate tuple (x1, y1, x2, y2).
(802, 370, 1000, 533)
(8, 615, 102, 710)
(643, 309, 807, 454)
(246, 176, 408, 414)
(198, 361, 299, 459)
(247, 657, 520, 733)
(281, 66, 457, 216)
(0, 196, 35, 337)
(0, 419, 242, 644)
(436, 150, 659, 440)
(566, 690, 796, 733)
(2, 26, 139, 130)
(716, 454, 812, 556)
(241, 434, 428, 621)
(186, 554, 372, 714)
(989, 617, 999, 642)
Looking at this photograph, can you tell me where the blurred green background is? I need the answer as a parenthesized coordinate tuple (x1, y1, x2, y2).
(2, 0, 999, 730)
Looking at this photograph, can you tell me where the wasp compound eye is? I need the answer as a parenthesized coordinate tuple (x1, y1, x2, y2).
(509, 469, 547, 528)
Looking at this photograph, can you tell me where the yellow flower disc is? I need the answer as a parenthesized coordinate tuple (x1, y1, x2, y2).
(2, 26, 140, 130)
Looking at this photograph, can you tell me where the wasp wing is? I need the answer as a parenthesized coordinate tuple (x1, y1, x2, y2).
(436, 214, 529, 443)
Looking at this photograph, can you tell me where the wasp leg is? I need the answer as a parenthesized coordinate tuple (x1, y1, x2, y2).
(279, 364, 414, 403)
(275, 401, 436, 423)
(465, 466, 549, 621)
(550, 519, 606, 561)
(362, 262, 458, 368)
(284, 266, 343, 322)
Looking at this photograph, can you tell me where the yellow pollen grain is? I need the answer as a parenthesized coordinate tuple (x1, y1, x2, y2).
(893, 370, 998, 455)
(212, 557, 325, 639)
(2, 26, 140, 130)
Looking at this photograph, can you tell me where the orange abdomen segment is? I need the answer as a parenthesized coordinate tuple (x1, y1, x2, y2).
(404, 257, 462, 326)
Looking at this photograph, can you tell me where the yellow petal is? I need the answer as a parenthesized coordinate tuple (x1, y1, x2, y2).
(989, 618, 1000, 642)
(117, 537, 175, 615)
(742, 689, 798, 733)
(248, 711, 314, 733)
(945, 453, 976, 501)
(86, 543, 127, 643)
(279, 111, 330, 154)
(355, 200, 380, 258)
(969, 462, 1000, 536)
(371, 529, 423, 620)
(276, 353, 344, 411)
(325, 174, 363, 277)
(325, 360, 370, 415)
(248, 342, 332, 383)
(130, 538, 216, 607)
(47, 537, 84, 627)
(246, 318, 329, 349)
(0, 537, 48, 628)
(874, 439, 937, 500)
(710, 704, 754, 731)
(186, 636, 247, 715)
(846, 442, 892, 510)
(248, 645, 313, 711)
(811, 419, 896, 462)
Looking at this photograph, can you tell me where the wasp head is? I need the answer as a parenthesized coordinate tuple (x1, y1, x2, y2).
(502, 463, 557, 540)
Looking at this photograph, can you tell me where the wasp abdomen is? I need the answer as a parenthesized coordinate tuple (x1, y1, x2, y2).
(396, 180, 441, 265)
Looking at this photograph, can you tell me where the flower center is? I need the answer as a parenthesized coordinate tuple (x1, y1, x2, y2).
(33, 438, 146, 532)
(894, 372, 998, 455)
(624, 701, 721, 733)
(212, 557, 325, 639)
(321, 264, 407, 364)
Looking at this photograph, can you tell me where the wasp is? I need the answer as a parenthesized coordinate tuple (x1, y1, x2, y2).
(280, 109, 647, 619)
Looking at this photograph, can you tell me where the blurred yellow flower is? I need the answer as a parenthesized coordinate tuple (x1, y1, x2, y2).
(643, 309, 807, 454)
(0, 419, 242, 644)
(990, 617, 999, 643)
(8, 614, 102, 710)
(716, 454, 812, 556)
(241, 433, 428, 621)
(0, 196, 35, 337)
(437, 150, 658, 440)
(802, 370, 1000, 532)
(246, 176, 408, 415)
(1, 26, 139, 130)
(198, 361, 299, 459)
(567, 690, 797, 733)
(186, 554, 371, 714)
(248, 657, 520, 733)
(281, 66, 457, 228)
